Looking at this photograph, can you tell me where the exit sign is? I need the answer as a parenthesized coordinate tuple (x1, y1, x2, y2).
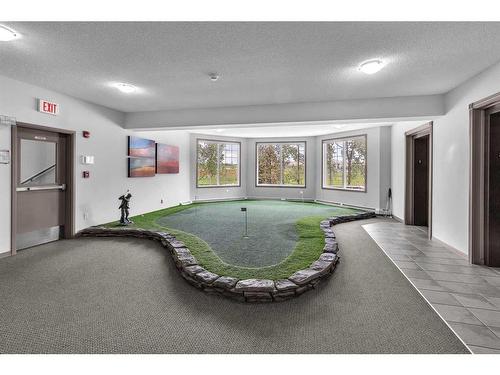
(37, 99, 59, 115)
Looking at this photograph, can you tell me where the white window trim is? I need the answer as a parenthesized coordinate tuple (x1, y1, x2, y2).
(256, 141, 306, 188)
(322, 135, 367, 193)
(196, 139, 241, 188)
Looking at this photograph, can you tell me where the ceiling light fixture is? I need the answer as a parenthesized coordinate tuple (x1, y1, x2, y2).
(359, 59, 385, 75)
(113, 83, 137, 94)
(215, 129, 224, 132)
(0, 25, 20, 41)
(209, 73, 220, 82)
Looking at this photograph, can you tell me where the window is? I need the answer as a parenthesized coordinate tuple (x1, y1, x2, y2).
(322, 135, 366, 191)
(256, 142, 306, 187)
(197, 140, 240, 187)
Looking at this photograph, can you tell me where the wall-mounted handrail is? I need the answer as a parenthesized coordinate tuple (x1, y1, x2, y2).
(20, 164, 56, 185)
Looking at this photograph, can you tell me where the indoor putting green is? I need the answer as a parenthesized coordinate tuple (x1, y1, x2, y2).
(107, 200, 360, 279)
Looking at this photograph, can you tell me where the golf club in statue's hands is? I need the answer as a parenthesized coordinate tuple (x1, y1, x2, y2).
(119, 190, 133, 225)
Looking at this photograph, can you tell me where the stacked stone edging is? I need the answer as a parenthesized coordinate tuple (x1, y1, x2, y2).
(76, 211, 375, 303)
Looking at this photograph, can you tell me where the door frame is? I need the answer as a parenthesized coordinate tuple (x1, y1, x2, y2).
(469, 92, 500, 265)
(404, 121, 433, 239)
(10, 122, 75, 256)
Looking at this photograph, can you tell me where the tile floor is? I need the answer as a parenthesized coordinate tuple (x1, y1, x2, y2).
(363, 221, 500, 354)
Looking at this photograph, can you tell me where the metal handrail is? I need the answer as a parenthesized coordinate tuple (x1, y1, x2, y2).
(20, 164, 56, 185)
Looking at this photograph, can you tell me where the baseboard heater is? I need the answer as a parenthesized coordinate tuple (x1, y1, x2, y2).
(314, 199, 375, 213)
(191, 197, 247, 203)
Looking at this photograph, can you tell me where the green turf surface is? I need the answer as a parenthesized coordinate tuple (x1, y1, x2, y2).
(105, 200, 359, 279)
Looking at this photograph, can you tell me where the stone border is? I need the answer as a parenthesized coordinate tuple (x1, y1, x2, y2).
(76, 211, 375, 303)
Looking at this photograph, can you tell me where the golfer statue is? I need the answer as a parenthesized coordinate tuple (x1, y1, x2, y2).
(119, 190, 133, 225)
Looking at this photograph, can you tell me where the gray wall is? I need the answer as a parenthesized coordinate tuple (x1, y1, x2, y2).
(315, 126, 391, 210)
(378, 127, 392, 211)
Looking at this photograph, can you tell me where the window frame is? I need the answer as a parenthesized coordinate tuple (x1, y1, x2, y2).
(196, 138, 241, 188)
(321, 134, 367, 193)
(255, 141, 307, 188)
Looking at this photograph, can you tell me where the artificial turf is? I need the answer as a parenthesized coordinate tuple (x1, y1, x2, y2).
(104, 200, 359, 280)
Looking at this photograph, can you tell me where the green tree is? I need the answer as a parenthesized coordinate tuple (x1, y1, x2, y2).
(197, 142, 221, 185)
(258, 144, 281, 184)
(345, 138, 366, 187)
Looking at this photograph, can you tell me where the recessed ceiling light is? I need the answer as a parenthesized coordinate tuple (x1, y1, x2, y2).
(0, 25, 20, 41)
(215, 129, 224, 132)
(359, 59, 385, 75)
(113, 83, 137, 94)
(334, 125, 346, 129)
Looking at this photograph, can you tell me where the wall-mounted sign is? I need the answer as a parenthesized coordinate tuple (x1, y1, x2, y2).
(37, 99, 59, 116)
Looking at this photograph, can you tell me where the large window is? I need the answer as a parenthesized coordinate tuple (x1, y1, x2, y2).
(256, 142, 306, 187)
(322, 135, 367, 191)
(197, 140, 240, 187)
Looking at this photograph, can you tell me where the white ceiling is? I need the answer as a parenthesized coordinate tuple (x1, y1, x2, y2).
(2, 22, 500, 113)
(185, 121, 397, 138)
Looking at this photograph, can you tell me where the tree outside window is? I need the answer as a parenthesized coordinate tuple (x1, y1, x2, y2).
(323, 136, 366, 191)
(197, 140, 240, 187)
(257, 142, 306, 187)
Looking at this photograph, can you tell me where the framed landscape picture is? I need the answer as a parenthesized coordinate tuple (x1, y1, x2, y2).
(156, 143, 179, 174)
(128, 157, 155, 177)
(128, 136, 155, 158)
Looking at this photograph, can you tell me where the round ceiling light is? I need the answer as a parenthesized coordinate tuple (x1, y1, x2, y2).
(0, 25, 20, 41)
(114, 83, 137, 94)
(359, 59, 385, 75)
(209, 73, 220, 82)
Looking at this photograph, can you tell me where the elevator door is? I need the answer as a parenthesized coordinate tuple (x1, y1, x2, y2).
(413, 135, 429, 227)
(15, 126, 67, 250)
(488, 112, 500, 266)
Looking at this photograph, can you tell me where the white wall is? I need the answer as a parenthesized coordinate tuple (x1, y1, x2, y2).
(245, 137, 316, 200)
(390, 60, 500, 255)
(0, 75, 191, 255)
(315, 127, 391, 210)
(433, 61, 500, 254)
(190, 133, 248, 201)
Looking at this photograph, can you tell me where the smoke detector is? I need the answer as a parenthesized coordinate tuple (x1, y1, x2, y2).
(208, 73, 220, 82)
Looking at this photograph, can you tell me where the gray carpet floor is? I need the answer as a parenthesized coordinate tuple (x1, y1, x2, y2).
(158, 200, 356, 267)
(0, 218, 469, 353)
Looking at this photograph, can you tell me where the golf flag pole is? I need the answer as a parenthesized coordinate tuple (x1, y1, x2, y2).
(241, 207, 248, 238)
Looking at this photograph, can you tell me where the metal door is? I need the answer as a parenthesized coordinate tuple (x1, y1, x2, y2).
(15, 126, 67, 250)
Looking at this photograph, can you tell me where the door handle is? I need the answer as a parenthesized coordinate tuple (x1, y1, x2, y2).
(16, 184, 66, 192)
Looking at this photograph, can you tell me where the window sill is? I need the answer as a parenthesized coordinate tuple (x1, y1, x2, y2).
(196, 184, 241, 188)
(256, 184, 306, 188)
(322, 186, 366, 193)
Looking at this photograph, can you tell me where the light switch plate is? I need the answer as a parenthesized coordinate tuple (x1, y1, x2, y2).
(81, 155, 95, 165)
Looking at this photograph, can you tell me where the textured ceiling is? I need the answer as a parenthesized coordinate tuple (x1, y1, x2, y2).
(1, 22, 500, 113)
